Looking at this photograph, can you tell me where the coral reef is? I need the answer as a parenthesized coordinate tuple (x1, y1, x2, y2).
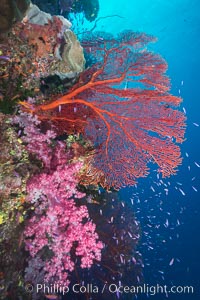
(0, 113, 33, 299)
(0, 112, 33, 204)
(22, 31, 186, 189)
(0, 4, 186, 300)
(0, 5, 85, 113)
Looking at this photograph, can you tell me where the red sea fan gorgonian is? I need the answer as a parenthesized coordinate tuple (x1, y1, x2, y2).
(20, 31, 186, 189)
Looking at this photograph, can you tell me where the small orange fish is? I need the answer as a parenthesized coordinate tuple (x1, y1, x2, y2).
(45, 295, 59, 300)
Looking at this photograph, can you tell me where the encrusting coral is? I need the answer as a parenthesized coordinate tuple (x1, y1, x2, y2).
(0, 113, 32, 299)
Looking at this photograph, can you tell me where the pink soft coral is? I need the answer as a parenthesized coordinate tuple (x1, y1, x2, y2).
(25, 195, 103, 285)
(12, 108, 56, 168)
(12, 110, 103, 286)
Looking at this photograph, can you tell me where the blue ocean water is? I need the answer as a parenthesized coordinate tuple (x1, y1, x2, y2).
(92, 0, 200, 299)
